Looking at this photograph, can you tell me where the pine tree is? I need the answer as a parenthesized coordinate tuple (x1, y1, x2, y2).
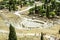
(8, 24, 17, 40)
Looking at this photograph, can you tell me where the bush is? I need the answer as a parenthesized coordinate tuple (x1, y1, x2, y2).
(29, 7, 35, 15)
(15, 6, 18, 11)
(0, 5, 4, 10)
(5, 4, 9, 9)
(29, 1, 34, 6)
(49, 12, 56, 18)
(0, 1, 7, 5)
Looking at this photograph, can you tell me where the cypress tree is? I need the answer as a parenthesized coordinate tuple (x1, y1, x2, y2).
(44, 0, 51, 18)
(9, 0, 13, 11)
(59, 30, 60, 34)
(46, 5, 50, 18)
(13, 0, 16, 11)
(8, 24, 17, 40)
(41, 32, 44, 40)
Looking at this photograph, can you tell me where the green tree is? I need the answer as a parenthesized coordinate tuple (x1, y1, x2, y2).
(59, 30, 60, 34)
(9, 0, 16, 11)
(44, 0, 52, 18)
(13, 0, 16, 11)
(29, 7, 35, 15)
(41, 32, 44, 40)
(35, 5, 39, 14)
(46, 5, 50, 18)
(51, 0, 56, 10)
(9, 0, 13, 11)
(8, 24, 17, 40)
(56, 2, 60, 16)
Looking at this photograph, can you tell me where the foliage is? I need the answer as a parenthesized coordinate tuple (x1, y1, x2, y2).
(8, 0, 17, 11)
(0, 1, 6, 5)
(8, 24, 17, 40)
(0, 5, 4, 10)
(59, 30, 60, 34)
(29, 0, 34, 6)
(29, 7, 35, 15)
(0, 0, 60, 18)
(55, 2, 60, 16)
(41, 32, 44, 40)
(49, 11, 56, 18)
(0, 0, 34, 11)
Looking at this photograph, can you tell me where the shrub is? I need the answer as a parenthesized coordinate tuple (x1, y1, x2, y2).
(29, 7, 35, 15)
(0, 1, 6, 5)
(0, 5, 4, 10)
